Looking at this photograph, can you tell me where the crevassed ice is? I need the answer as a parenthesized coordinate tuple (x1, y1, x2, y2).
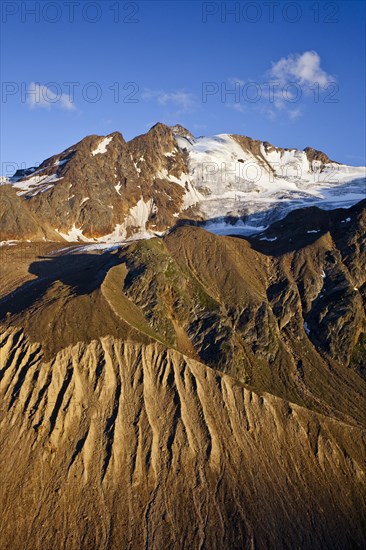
(173, 133, 366, 235)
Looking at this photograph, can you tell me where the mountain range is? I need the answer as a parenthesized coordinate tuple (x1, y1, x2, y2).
(1, 123, 365, 243)
(0, 124, 365, 549)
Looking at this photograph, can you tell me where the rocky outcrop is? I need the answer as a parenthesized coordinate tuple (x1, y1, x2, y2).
(6, 125, 195, 240)
(127, 123, 190, 232)
(304, 146, 336, 165)
(249, 200, 366, 377)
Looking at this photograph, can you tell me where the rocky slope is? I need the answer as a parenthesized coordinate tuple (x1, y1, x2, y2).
(1, 332, 365, 550)
(0, 199, 365, 548)
(0, 184, 61, 242)
(2, 124, 365, 242)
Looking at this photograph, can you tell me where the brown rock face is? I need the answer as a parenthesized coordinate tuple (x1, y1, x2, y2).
(304, 145, 336, 165)
(0, 201, 365, 548)
(6, 124, 194, 240)
(232, 134, 275, 171)
(14, 131, 142, 238)
(0, 184, 61, 241)
(127, 123, 190, 231)
(233, 137, 337, 174)
(169, 123, 195, 140)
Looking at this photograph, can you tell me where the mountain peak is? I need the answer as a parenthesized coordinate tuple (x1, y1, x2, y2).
(170, 124, 194, 140)
(147, 123, 194, 141)
(148, 122, 173, 135)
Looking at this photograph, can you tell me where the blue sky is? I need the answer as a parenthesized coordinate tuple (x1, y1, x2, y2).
(1, 0, 365, 173)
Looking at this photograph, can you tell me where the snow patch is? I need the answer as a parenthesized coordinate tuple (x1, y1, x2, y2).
(165, 148, 178, 157)
(127, 198, 156, 229)
(56, 224, 89, 242)
(54, 159, 68, 167)
(156, 168, 203, 209)
(91, 136, 113, 156)
(13, 173, 63, 196)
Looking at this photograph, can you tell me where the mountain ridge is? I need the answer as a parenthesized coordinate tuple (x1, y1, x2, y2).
(1, 123, 365, 243)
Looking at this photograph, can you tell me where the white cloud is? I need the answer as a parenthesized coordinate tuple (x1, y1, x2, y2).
(227, 51, 334, 122)
(26, 82, 76, 111)
(141, 89, 194, 111)
(270, 51, 334, 88)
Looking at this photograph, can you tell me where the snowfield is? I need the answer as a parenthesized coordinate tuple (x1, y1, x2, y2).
(173, 133, 366, 235)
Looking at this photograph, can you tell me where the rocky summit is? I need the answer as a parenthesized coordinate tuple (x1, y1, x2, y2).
(0, 125, 365, 549)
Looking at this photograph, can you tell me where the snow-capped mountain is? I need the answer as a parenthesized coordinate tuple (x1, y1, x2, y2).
(177, 133, 365, 234)
(2, 123, 365, 242)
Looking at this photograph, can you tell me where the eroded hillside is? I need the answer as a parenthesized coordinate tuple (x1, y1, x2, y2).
(1, 332, 365, 549)
(0, 201, 365, 549)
